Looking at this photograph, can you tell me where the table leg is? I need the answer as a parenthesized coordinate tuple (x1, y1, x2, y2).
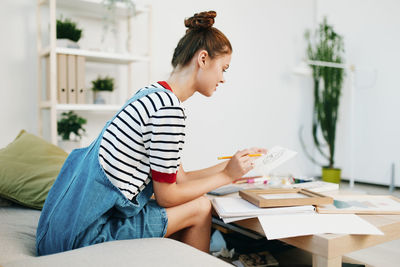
(312, 254, 342, 267)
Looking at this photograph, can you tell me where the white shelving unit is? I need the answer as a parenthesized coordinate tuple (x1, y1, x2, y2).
(40, 47, 150, 64)
(37, 0, 152, 145)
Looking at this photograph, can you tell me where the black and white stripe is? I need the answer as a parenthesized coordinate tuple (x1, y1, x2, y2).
(98, 83, 185, 201)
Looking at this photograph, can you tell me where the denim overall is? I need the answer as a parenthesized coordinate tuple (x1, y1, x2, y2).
(36, 87, 170, 256)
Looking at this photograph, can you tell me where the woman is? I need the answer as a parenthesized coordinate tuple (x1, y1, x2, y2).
(36, 11, 265, 255)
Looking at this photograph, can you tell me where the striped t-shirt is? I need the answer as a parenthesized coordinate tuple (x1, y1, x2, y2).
(98, 81, 185, 201)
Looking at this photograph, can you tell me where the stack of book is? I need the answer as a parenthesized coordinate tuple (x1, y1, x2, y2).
(212, 197, 316, 224)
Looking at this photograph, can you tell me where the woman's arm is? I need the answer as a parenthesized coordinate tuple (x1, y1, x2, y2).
(176, 162, 228, 183)
(153, 148, 264, 207)
(176, 147, 266, 183)
(154, 170, 231, 207)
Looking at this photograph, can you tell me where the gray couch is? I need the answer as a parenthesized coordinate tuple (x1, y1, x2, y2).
(0, 201, 232, 267)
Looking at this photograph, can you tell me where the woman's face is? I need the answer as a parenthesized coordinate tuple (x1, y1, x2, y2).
(196, 52, 231, 97)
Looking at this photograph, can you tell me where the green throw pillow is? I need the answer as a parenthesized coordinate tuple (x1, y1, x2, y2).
(0, 130, 68, 209)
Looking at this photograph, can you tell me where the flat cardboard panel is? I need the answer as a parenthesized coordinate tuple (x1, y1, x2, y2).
(239, 188, 333, 208)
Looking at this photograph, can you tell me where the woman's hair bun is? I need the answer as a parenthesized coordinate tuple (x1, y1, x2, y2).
(184, 11, 217, 31)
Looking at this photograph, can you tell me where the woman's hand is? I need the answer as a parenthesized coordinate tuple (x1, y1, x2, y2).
(222, 147, 267, 180)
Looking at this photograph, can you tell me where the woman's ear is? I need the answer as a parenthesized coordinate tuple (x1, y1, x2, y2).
(197, 50, 208, 69)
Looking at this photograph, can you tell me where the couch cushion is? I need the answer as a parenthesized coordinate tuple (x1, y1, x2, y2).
(5, 238, 232, 267)
(0, 205, 232, 267)
(0, 130, 67, 209)
(0, 204, 40, 265)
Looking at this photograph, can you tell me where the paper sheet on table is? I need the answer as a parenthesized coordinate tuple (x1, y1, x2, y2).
(257, 213, 384, 240)
(212, 197, 315, 218)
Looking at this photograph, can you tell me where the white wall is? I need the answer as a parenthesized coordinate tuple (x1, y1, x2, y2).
(0, 0, 38, 144)
(316, 0, 400, 185)
(141, 0, 316, 178)
(1, 0, 399, 185)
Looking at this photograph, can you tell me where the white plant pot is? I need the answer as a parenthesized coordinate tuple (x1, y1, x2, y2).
(58, 140, 81, 154)
(94, 91, 112, 104)
(56, 38, 80, 49)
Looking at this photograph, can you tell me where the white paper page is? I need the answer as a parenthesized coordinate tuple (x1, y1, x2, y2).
(258, 213, 383, 240)
(245, 146, 297, 177)
(212, 197, 315, 217)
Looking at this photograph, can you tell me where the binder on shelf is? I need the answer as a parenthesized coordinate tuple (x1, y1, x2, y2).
(67, 54, 77, 104)
(45, 56, 50, 101)
(76, 55, 86, 104)
(57, 54, 67, 104)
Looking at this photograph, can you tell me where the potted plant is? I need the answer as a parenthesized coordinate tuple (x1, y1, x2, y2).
(56, 17, 83, 48)
(91, 75, 115, 104)
(303, 17, 345, 183)
(57, 111, 87, 153)
(101, 0, 136, 52)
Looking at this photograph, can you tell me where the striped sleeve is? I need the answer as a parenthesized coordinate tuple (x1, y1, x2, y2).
(143, 101, 186, 183)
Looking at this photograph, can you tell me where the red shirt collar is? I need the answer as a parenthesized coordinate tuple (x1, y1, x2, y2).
(158, 81, 172, 92)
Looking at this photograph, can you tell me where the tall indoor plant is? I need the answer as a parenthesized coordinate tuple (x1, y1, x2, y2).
(304, 17, 345, 183)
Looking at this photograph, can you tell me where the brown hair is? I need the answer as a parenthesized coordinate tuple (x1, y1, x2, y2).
(171, 11, 232, 68)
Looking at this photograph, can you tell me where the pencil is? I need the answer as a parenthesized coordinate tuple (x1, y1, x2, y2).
(217, 153, 262, 160)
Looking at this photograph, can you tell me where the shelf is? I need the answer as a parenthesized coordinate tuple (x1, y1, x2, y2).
(56, 104, 122, 111)
(39, 102, 122, 111)
(40, 47, 149, 64)
(37, 0, 151, 145)
(40, 0, 149, 18)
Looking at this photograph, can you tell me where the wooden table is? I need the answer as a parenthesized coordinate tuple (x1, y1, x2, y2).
(209, 189, 400, 267)
(233, 209, 400, 267)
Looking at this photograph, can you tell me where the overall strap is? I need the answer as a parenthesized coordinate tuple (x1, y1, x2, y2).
(89, 86, 173, 150)
(106, 87, 171, 131)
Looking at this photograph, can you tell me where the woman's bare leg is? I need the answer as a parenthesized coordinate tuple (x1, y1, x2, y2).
(165, 196, 212, 252)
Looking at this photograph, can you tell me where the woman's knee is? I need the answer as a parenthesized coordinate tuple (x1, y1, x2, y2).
(194, 196, 212, 217)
